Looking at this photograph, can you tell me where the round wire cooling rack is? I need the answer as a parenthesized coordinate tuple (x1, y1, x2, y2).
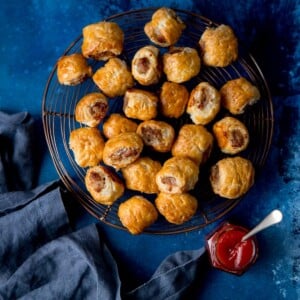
(42, 8, 273, 234)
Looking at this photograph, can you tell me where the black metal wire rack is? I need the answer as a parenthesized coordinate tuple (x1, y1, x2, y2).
(42, 8, 273, 234)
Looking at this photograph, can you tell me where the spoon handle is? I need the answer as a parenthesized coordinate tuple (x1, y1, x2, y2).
(241, 209, 283, 242)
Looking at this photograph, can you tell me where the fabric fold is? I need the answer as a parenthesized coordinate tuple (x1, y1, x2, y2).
(0, 182, 71, 283)
(0, 182, 122, 300)
(125, 248, 206, 300)
(0, 225, 122, 300)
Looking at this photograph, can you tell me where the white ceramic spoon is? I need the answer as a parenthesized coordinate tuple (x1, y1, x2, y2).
(241, 209, 283, 242)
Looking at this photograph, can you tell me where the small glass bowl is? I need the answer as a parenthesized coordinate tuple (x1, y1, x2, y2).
(206, 222, 259, 275)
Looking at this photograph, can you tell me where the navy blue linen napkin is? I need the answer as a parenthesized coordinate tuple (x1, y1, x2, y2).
(0, 111, 207, 299)
(125, 248, 207, 300)
(0, 181, 122, 300)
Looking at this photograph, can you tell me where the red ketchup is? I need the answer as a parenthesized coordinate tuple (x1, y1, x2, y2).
(206, 222, 258, 275)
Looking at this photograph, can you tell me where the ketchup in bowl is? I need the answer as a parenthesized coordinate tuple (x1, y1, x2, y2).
(206, 222, 258, 275)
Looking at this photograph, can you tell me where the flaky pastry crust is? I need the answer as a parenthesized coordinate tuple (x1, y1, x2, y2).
(210, 156, 255, 199)
(118, 196, 158, 234)
(102, 113, 138, 139)
(81, 21, 124, 61)
(57, 53, 92, 85)
(155, 192, 198, 224)
(213, 116, 249, 154)
(159, 82, 189, 118)
(103, 132, 143, 170)
(69, 127, 105, 167)
(121, 157, 161, 194)
(144, 7, 185, 47)
(163, 47, 201, 83)
(75, 92, 108, 127)
(172, 124, 213, 166)
(136, 120, 175, 152)
(199, 24, 238, 67)
(156, 156, 199, 194)
(220, 77, 260, 114)
(123, 88, 158, 120)
(85, 165, 124, 205)
(93, 58, 134, 98)
(187, 82, 221, 125)
(132, 45, 162, 85)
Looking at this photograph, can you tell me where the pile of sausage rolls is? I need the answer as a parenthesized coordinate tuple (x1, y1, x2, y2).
(57, 7, 260, 234)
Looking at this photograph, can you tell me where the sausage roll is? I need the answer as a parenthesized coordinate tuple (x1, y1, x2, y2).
(57, 53, 92, 85)
(155, 192, 198, 224)
(131, 45, 162, 86)
(144, 7, 185, 47)
(163, 47, 201, 83)
(159, 81, 189, 118)
(118, 196, 158, 234)
(136, 120, 175, 152)
(121, 157, 161, 194)
(199, 24, 238, 67)
(156, 156, 199, 194)
(210, 156, 255, 199)
(75, 92, 108, 127)
(123, 88, 158, 120)
(69, 127, 105, 167)
(213, 116, 249, 154)
(103, 132, 143, 170)
(220, 77, 261, 115)
(102, 113, 138, 139)
(81, 21, 124, 61)
(172, 124, 213, 166)
(187, 82, 221, 125)
(85, 165, 124, 205)
(93, 58, 134, 98)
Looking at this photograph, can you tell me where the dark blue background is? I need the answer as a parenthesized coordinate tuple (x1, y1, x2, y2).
(0, 1, 299, 299)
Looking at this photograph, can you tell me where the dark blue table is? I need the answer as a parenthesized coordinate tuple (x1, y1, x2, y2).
(1, 1, 299, 299)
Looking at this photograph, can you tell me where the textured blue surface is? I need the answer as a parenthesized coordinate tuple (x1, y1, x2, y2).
(0, 0, 299, 299)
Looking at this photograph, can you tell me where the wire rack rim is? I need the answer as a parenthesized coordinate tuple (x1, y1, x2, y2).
(41, 8, 274, 235)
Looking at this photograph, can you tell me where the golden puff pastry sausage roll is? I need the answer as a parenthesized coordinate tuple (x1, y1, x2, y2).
(144, 7, 185, 47)
(159, 82, 189, 118)
(57, 53, 92, 85)
(172, 124, 213, 166)
(187, 82, 221, 125)
(118, 196, 158, 234)
(155, 193, 198, 225)
(81, 21, 124, 61)
(75, 92, 108, 127)
(132, 45, 162, 86)
(123, 88, 158, 121)
(121, 157, 161, 194)
(156, 157, 199, 194)
(137, 120, 175, 153)
(85, 165, 124, 205)
(220, 77, 261, 115)
(213, 116, 249, 154)
(69, 127, 105, 167)
(103, 132, 143, 170)
(93, 58, 134, 98)
(199, 24, 238, 67)
(102, 113, 138, 139)
(210, 156, 255, 199)
(163, 47, 201, 83)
